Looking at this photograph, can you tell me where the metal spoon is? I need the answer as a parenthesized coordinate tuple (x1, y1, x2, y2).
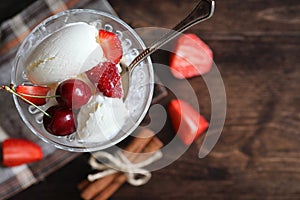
(120, 0, 215, 99)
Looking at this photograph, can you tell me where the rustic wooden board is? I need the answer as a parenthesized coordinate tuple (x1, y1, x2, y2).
(109, 0, 300, 199)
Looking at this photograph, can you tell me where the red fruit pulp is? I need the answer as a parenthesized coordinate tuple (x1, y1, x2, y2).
(15, 85, 50, 106)
(86, 62, 123, 98)
(170, 34, 213, 79)
(98, 30, 123, 64)
(168, 99, 209, 145)
(2, 138, 43, 167)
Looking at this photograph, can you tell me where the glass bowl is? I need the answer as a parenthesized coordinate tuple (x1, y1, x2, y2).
(11, 9, 154, 152)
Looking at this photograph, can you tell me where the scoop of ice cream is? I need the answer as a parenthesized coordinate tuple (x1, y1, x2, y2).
(76, 94, 129, 143)
(25, 22, 104, 85)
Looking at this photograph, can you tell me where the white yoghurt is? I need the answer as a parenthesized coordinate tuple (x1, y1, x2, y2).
(25, 22, 104, 84)
(76, 94, 129, 143)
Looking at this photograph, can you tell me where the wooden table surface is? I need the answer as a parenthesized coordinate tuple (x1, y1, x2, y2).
(3, 0, 300, 199)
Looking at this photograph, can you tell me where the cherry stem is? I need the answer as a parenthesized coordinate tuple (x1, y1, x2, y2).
(16, 92, 60, 99)
(1, 85, 51, 118)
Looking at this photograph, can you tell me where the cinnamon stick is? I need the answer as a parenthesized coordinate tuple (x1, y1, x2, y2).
(93, 136, 163, 200)
(123, 128, 155, 156)
(133, 137, 164, 164)
(77, 179, 90, 191)
(79, 128, 156, 200)
(80, 173, 117, 199)
(94, 174, 127, 200)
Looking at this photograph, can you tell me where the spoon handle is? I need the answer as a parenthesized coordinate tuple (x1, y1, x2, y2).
(128, 0, 215, 70)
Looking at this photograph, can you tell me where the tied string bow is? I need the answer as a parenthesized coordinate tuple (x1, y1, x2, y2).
(88, 150, 163, 186)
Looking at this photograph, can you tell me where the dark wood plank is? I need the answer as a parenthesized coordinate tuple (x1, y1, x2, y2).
(109, 0, 300, 199)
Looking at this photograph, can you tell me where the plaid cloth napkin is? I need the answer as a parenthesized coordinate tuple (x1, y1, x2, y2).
(0, 0, 118, 199)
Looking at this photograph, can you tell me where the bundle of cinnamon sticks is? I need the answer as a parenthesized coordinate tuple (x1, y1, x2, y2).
(78, 128, 163, 200)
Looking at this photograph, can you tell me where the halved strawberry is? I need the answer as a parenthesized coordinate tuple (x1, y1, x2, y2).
(98, 30, 123, 64)
(170, 33, 213, 79)
(86, 62, 123, 98)
(15, 85, 50, 106)
(2, 138, 43, 167)
(168, 99, 209, 145)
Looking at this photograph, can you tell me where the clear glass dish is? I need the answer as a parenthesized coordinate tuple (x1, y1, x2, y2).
(11, 9, 154, 152)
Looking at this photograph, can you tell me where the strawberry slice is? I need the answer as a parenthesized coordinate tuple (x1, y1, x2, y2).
(1, 138, 43, 167)
(168, 99, 209, 145)
(98, 30, 123, 64)
(15, 85, 50, 106)
(86, 62, 123, 98)
(170, 33, 213, 79)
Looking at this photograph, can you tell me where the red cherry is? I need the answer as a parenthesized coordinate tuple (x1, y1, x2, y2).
(43, 105, 76, 136)
(56, 79, 91, 109)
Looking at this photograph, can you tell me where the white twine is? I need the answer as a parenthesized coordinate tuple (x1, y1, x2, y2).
(87, 150, 163, 186)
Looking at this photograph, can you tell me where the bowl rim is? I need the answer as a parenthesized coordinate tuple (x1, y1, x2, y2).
(11, 9, 154, 152)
